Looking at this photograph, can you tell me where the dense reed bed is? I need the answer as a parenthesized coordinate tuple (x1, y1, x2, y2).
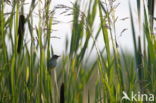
(0, 0, 155, 103)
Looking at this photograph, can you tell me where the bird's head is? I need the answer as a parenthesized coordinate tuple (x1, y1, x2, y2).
(52, 55, 60, 59)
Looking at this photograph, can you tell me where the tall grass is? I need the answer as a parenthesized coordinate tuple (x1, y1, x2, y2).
(0, 0, 155, 103)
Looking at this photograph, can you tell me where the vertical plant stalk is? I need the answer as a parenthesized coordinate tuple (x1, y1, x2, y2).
(38, 2, 43, 102)
(44, 0, 52, 58)
(147, 0, 155, 30)
(137, 36, 143, 91)
(0, 0, 8, 62)
(52, 69, 59, 102)
(98, 1, 111, 66)
(11, 56, 16, 103)
(60, 83, 64, 103)
(17, 15, 25, 54)
(129, 3, 143, 92)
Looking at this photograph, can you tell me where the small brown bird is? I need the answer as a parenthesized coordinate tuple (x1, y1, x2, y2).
(17, 15, 25, 53)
